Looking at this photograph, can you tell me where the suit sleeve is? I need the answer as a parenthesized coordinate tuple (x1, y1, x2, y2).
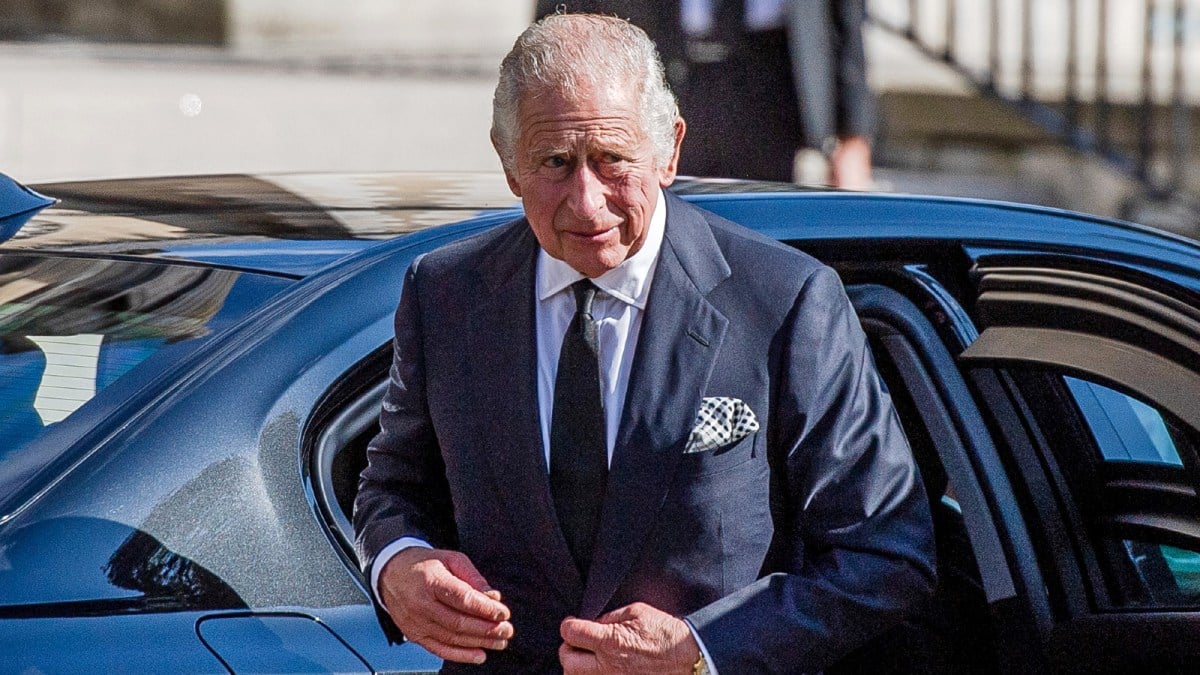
(686, 266, 936, 672)
(830, 0, 876, 138)
(353, 258, 457, 576)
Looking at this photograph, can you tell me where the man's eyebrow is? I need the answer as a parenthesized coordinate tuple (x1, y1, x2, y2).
(527, 142, 570, 156)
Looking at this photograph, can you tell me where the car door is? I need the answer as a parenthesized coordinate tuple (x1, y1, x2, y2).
(958, 250, 1200, 672)
(838, 271, 1050, 674)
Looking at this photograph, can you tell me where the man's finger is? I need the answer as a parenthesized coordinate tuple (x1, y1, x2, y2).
(560, 616, 609, 652)
(431, 566, 510, 621)
(413, 623, 510, 652)
(422, 601, 514, 642)
(395, 602, 510, 651)
(417, 635, 489, 666)
(434, 578, 510, 622)
(559, 642, 602, 675)
(596, 603, 639, 624)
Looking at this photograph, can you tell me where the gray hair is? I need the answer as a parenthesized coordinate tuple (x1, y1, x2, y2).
(491, 13, 680, 173)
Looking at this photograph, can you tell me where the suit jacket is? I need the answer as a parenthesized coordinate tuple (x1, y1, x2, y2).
(354, 193, 934, 672)
(534, 0, 876, 149)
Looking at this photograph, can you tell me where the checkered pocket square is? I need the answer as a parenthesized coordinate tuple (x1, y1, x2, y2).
(684, 397, 760, 454)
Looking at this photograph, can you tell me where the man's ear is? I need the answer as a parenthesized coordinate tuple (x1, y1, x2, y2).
(658, 117, 686, 187)
(491, 131, 523, 198)
(503, 170, 522, 198)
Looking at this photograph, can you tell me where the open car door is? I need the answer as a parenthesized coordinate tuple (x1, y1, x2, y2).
(960, 252, 1200, 672)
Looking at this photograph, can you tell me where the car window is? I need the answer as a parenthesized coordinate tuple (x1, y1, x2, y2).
(1067, 373, 1200, 610)
(1004, 367, 1200, 611)
(1063, 376, 1182, 466)
(0, 255, 289, 475)
(1117, 539, 1200, 608)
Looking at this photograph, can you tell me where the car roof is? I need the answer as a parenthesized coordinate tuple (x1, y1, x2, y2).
(690, 192, 1200, 291)
(11, 172, 523, 277)
(8, 171, 1200, 283)
(4, 173, 811, 274)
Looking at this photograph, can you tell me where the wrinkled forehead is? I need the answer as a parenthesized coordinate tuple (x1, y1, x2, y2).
(514, 81, 644, 149)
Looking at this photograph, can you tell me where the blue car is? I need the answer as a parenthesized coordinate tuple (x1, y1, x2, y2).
(2, 171, 1200, 673)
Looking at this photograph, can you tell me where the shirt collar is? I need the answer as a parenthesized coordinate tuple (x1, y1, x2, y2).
(536, 188, 667, 309)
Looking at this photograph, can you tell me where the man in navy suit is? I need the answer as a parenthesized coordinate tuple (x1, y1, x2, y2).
(355, 13, 933, 673)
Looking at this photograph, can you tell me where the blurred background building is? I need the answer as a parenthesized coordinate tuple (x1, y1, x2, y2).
(0, 0, 1196, 234)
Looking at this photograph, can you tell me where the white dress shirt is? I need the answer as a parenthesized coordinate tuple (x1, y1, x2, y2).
(682, 0, 787, 35)
(369, 190, 716, 671)
(533, 191, 664, 467)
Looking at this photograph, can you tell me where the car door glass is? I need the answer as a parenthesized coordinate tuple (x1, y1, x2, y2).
(1159, 544, 1200, 599)
(1058, 374, 1200, 608)
(1119, 540, 1200, 607)
(0, 256, 289, 480)
(1063, 376, 1182, 466)
(998, 367, 1200, 611)
(0, 516, 242, 610)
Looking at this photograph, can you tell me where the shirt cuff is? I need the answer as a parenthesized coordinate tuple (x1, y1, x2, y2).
(684, 618, 719, 675)
(369, 537, 432, 609)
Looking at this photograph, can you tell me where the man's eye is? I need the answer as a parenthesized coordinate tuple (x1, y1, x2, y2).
(543, 156, 568, 168)
(602, 153, 624, 163)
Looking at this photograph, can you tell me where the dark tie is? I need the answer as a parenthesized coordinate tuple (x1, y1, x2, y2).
(550, 280, 608, 577)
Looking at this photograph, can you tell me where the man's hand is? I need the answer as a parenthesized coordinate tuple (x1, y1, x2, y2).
(558, 602, 700, 674)
(829, 134, 873, 190)
(378, 547, 513, 665)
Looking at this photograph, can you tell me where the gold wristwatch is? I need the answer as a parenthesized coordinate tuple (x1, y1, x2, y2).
(692, 652, 710, 675)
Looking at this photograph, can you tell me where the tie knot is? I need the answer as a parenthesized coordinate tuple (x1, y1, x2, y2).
(571, 280, 597, 317)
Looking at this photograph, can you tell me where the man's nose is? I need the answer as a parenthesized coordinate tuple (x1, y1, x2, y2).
(566, 162, 606, 220)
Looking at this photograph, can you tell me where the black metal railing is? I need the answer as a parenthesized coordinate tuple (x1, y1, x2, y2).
(869, 0, 1196, 201)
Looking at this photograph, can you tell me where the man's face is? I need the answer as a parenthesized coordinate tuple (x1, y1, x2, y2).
(500, 82, 683, 279)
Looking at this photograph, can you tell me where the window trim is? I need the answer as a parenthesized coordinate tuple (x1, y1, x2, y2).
(961, 326, 1200, 433)
(850, 284, 1021, 605)
(313, 379, 388, 553)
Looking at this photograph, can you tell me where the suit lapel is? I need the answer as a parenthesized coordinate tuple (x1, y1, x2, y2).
(467, 221, 583, 607)
(579, 194, 730, 618)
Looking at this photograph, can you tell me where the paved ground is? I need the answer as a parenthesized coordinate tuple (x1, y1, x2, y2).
(0, 40, 1011, 206)
(1, 43, 504, 182)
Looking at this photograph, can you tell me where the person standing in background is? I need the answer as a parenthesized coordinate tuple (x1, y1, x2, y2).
(535, 0, 876, 188)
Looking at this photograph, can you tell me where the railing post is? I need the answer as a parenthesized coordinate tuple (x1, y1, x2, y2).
(945, 0, 956, 63)
(1169, 0, 1188, 193)
(1021, 0, 1034, 100)
(1065, 0, 1080, 140)
(1138, 0, 1156, 187)
(1096, 0, 1111, 154)
(988, 0, 1001, 93)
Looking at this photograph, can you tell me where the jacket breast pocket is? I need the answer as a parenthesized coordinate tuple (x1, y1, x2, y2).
(665, 431, 773, 595)
(676, 431, 763, 478)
